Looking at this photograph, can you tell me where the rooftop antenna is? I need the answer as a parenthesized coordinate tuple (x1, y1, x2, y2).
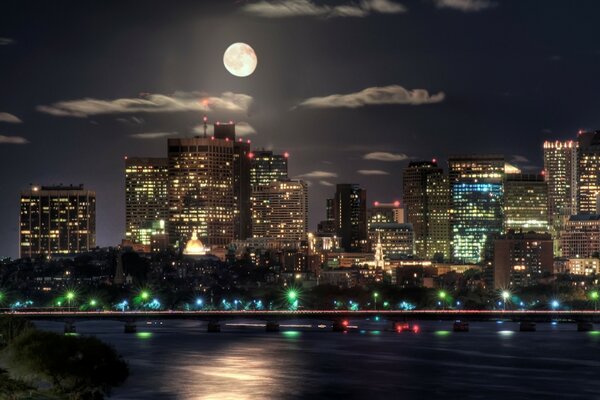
(203, 116, 208, 138)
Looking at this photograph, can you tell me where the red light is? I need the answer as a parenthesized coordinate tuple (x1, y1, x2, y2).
(248, 152, 254, 159)
(432, 158, 437, 163)
(216, 121, 220, 126)
(374, 201, 380, 206)
(239, 138, 242, 142)
(284, 152, 289, 158)
(247, 140, 251, 144)
(413, 325, 420, 333)
(225, 138, 229, 141)
(393, 200, 400, 207)
(342, 320, 349, 327)
(211, 136, 215, 140)
(229, 120, 233, 124)
(124, 155, 128, 160)
(203, 116, 207, 122)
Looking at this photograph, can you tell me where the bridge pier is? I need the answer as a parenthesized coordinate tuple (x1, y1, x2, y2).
(332, 319, 349, 332)
(265, 321, 280, 332)
(577, 321, 594, 332)
(207, 321, 221, 333)
(519, 321, 536, 332)
(64, 322, 76, 334)
(124, 321, 137, 334)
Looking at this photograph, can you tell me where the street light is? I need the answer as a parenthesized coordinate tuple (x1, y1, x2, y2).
(66, 291, 75, 312)
(89, 299, 97, 308)
(373, 292, 379, 311)
(438, 291, 446, 310)
(551, 300, 560, 310)
(501, 290, 510, 311)
(590, 291, 599, 311)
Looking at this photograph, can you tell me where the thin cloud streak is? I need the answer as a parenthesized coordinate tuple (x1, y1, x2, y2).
(37, 91, 253, 117)
(434, 0, 496, 12)
(357, 169, 389, 175)
(0, 135, 28, 144)
(243, 0, 406, 18)
(0, 113, 22, 123)
(363, 152, 409, 161)
(296, 85, 444, 109)
(297, 170, 338, 178)
(129, 132, 178, 139)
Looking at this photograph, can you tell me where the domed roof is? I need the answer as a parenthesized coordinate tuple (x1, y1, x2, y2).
(184, 231, 209, 256)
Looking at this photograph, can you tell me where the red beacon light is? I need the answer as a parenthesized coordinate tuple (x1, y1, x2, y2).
(393, 200, 401, 207)
(284, 151, 290, 158)
(248, 152, 255, 159)
(203, 116, 208, 122)
(342, 320, 349, 327)
(247, 139, 251, 144)
(374, 201, 380, 206)
(432, 158, 437, 163)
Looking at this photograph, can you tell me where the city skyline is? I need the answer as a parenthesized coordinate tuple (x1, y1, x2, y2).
(3, 0, 600, 257)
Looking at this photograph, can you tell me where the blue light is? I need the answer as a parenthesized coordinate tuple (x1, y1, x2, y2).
(196, 298, 203, 306)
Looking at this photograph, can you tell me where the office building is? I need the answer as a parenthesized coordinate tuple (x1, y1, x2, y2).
(493, 231, 553, 288)
(503, 173, 549, 233)
(124, 157, 169, 246)
(249, 150, 288, 189)
(251, 179, 308, 241)
(560, 214, 600, 258)
(577, 131, 600, 214)
(368, 223, 414, 258)
(449, 155, 504, 264)
(333, 184, 367, 252)
(167, 135, 234, 248)
(367, 201, 404, 228)
(20, 185, 96, 258)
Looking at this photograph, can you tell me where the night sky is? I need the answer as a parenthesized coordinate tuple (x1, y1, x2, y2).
(1, 0, 600, 258)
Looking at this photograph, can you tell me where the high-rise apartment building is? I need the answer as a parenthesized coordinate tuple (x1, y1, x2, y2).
(543, 140, 577, 218)
(167, 136, 235, 248)
(249, 150, 288, 189)
(503, 173, 549, 233)
(426, 171, 451, 261)
(577, 131, 600, 214)
(449, 155, 504, 264)
(333, 184, 367, 252)
(124, 157, 168, 246)
(251, 179, 308, 241)
(20, 185, 96, 258)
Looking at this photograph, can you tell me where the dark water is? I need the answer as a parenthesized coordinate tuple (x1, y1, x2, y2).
(34, 319, 600, 399)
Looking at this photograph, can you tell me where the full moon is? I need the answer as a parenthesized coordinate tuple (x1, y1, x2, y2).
(223, 43, 257, 77)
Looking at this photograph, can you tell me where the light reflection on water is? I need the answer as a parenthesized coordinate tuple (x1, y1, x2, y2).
(33, 320, 600, 399)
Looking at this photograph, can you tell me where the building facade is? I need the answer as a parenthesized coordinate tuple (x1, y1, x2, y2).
(249, 150, 288, 189)
(503, 173, 549, 233)
(167, 136, 235, 248)
(124, 157, 168, 246)
(449, 155, 505, 264)
(578, 131, 600, 214)
(251, 179, 308, 241)
(333, 184, 367, 252)
(20, 185, 96, 258)
(368, 223, 414, 258)
(560, 214, 600, 258)
(493, 232, 553, 289)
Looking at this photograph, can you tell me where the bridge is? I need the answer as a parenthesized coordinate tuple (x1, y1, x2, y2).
(4, 309, 600, 333)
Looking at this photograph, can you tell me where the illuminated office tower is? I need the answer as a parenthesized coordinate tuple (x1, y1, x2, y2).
(449, 155, 504, 264)
(426, 172, 451, 261)
(577, 131, 600, 214)
(333, 184, 367, 252)
(124, 157, 168, 245)
(249, 150, 288, 189)
(167, 135, 234, 248)
(503, 173, 549, 233)
(367, 201, 404, 229)
(543, 140, 577, 218)
(20, 184, 96, 258)
(403, 161, 450, 260)
(368, 223, 414, 258)
(251, 179, 308, 241)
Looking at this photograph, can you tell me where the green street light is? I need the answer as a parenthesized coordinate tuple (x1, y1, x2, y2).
(287, 289, 298, 302)
(66, 291, 75, 312)
(438, 291, 447, 310)
(590, 291, 599, 311)
(373, 292, 379, 310)
(90, 299, 97, 307)
(141, 291, 150, 301)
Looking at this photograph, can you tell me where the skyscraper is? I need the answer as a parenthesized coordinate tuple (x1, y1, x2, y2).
(251, 179, 308, 241)
(124, 157, 168, 246)
(20, 184, 96, 258)
(577, 131, 600, 214)
(403, 161, 450, 260)
(503, 173, 549, 233)
(367, 201, 404, 228)
(543, 139, 577, 218)
(167, 136, 234, 248)
(333, 184, 367, 252)
(249, 150, 289, 189)
(449, 155, 504, 264)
